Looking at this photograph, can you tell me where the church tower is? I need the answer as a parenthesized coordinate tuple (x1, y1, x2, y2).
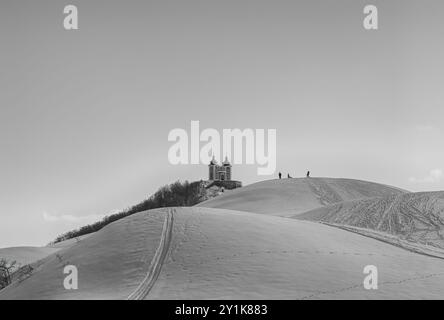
(208, 156, 217, 181)
(222, 156, 232, 181)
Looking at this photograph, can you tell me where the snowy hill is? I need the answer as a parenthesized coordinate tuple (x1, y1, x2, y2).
(1, 207, 443, 300)
(295, 191, 444, 249)
(197, 177, 406, 216)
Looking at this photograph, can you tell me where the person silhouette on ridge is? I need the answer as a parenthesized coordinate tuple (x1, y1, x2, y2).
(278, 172, 282, 179)
(306, 171, 310, 178)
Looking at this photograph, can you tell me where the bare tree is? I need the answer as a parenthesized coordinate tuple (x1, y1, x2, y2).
(0, 258, 17, 289)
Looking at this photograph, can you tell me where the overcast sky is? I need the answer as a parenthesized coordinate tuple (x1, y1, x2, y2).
(1, 0, 444, 247)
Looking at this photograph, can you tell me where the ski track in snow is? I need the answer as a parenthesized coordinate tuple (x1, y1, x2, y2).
(127, 208, 174, 300)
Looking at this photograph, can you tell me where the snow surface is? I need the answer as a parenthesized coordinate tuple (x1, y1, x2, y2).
(295, 191, 444, 249)
(197, 178, 406, 216)
(0, 210, 166, 299)
(0, 247, 60, 269)
(2, 207, 443, 299)
(47, 233, 94, 249)
(148, 208, 444, 299)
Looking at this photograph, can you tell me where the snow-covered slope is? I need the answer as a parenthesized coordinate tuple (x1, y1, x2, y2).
(0, 210, 166, 299)
(47, 234, 94, 249)
(0, 234, 95, 272)
(197, 178, 406, 216)
(295, 191, 444, 249)
(0, 247, 60, 269)
(1, 207, 443, 300)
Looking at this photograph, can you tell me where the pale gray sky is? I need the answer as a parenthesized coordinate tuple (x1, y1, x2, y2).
(1, 0, 444, 247)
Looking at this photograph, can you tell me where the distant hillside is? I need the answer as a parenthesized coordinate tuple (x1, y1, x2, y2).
(197, 177, 407, 216)
(0, 247, 60, 269)
(295, 191, 444, 249)
(52, 180, 224, 244)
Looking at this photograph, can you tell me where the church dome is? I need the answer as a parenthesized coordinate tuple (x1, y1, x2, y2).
(222, 156, 231, 166)
(209, 155, 217, 165)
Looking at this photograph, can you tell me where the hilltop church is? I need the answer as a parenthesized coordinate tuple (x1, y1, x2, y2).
(207, 156, 242, 189)
(208, 156, 232, 181)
